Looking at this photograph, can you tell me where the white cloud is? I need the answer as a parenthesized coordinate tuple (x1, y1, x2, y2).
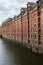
(0, 0, 37, 26)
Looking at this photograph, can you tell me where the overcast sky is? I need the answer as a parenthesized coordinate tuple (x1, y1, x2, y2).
(0, 0, 37, 26)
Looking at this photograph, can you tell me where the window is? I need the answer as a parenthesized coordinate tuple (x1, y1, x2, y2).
(38, 29, 41, 33)
(28, 40, 30, 43)
(38, 12, 40, 16)
(38, 6, 40, 11)
(35, 35, 36, 39)
(34, 24, 36, 27)
(38, 23, 40, 28)
(38, 17, 40, 22)
(38, 34, 41, 40)
(38, 41, 41, 44)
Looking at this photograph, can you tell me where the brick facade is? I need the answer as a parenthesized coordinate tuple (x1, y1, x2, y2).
(2, 0, 43, 53)
(0, 26, 2, 36)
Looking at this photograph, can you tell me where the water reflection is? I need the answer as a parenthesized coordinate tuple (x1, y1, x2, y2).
(0, 38, 43, 65)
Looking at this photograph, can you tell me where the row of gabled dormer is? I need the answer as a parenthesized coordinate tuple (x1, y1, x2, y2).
(2, 0, 43, 24)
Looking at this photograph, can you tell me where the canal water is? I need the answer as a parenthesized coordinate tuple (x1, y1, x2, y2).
(0, 38, 43, 65)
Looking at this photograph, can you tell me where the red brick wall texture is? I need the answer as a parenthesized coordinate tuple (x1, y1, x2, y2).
(1, 0, 43, 52)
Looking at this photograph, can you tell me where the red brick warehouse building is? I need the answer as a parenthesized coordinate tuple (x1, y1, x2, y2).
(0, 26, 2, 37)
(2, 0, 43, 53)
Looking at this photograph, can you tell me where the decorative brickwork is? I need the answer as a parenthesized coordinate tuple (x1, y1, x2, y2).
(1, 0, 43, 53)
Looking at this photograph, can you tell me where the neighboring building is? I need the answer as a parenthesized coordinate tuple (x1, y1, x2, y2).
(0, 26, 2, 36)
(2, 0, 43, 53)
(2, 18, 12, 39)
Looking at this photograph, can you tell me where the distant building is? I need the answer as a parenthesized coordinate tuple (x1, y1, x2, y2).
(0, 26, 2, 35)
